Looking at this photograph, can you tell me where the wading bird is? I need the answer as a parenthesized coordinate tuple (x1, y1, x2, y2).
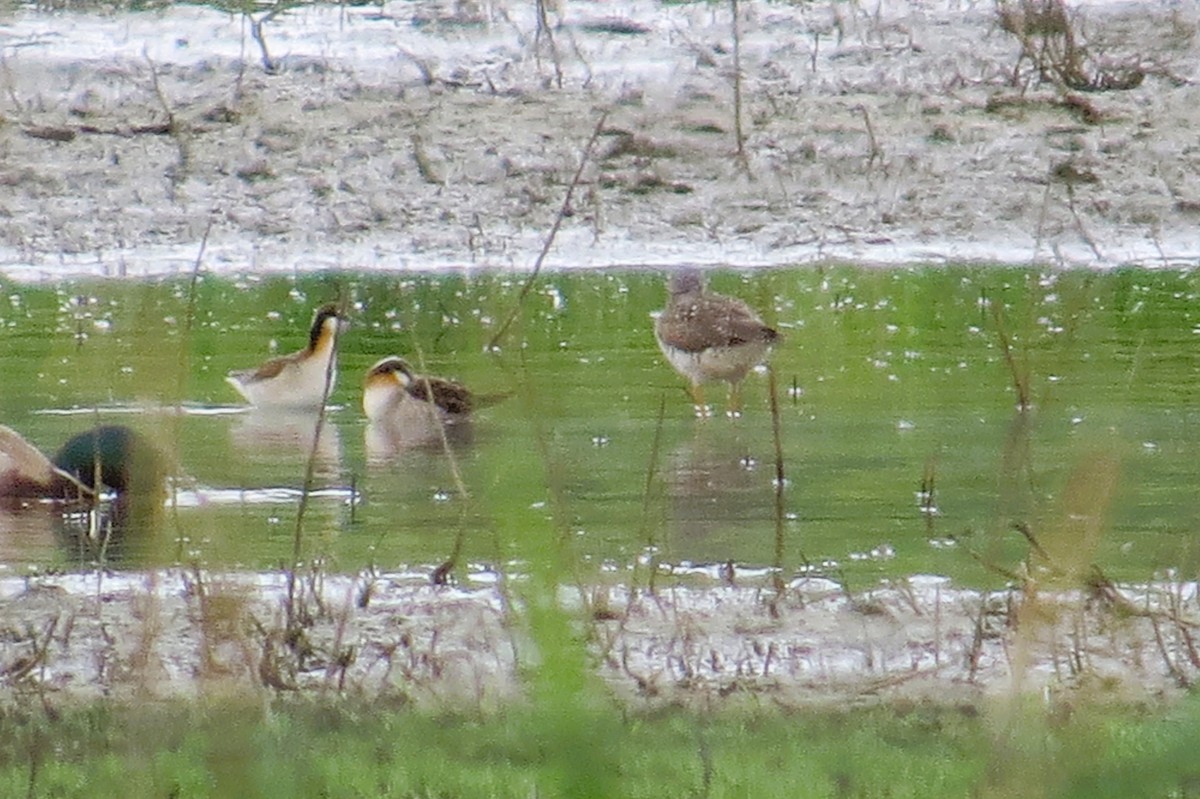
(654, 269, 779, 417)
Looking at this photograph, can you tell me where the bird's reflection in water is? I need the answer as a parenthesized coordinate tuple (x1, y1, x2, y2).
(231, 409, 344, 478)
(0, 493, 168, 568)
(56, 494, 168, 566)
(364, 402, 475, 465)
(665, 424, 775, 546)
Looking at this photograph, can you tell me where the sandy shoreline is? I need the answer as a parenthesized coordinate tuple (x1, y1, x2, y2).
(1, 0, 1199, 280)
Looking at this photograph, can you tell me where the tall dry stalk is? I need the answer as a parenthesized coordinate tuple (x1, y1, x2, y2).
(487, 110, 609, 350)
(534, 0, 564, 89)
(637, 395, 668, 595)
(767, 365, 790, 608)
(285, 298, 345, 632)
(991, 301, 1032, 411)
(405, 335, 473, 586)
(169, 218, 212, 561)
(730, 0, 746, 168)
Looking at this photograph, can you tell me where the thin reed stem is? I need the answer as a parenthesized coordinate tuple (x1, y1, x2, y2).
(487, 110, 609, 351)
(406, 336, 473, 585)
(171, 218, 212, 561)
(286, 299, 345, 628)
(638, 394, 667, 594)
(730, 0, 747, 169)
(991, 301, 1031, 410)
(767, 366, 790, 603)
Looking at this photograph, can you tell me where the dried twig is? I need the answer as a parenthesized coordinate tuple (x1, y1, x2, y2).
(486, 110, 609, 350)
(730, 0, 748, 172)
(990, 301, 1032, 410)
(285, 299, 345, 632)
(533, 0, 563, 89)
(637, 395, 667, 595)
(767, 366, 790, 610)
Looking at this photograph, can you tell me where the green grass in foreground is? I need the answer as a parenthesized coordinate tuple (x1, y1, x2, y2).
(3, 693, 1200, 799)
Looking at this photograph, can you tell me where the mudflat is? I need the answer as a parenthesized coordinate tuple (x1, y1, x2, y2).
(1, 0, 1197, 278)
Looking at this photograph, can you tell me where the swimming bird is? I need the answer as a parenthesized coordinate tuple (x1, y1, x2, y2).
(362, 356, 476, 457)
(362, 356, 473, 422)
(53, 425, 167, 501)
(0, 424, 165, 502)
(226, 304, 346, 409)
(0, 424, 168, 559)
(654, 269, 779, 417)
(0, 425, 91, 500)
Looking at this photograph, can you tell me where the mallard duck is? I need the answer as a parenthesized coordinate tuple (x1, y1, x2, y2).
(654, 269, 779, 416)
(226, 304, 346, 409)
(0, 424, 164, 502)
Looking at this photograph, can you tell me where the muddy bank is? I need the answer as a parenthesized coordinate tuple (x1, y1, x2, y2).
(2, 569, 1197, 704)
(1, 0, 1199, 279)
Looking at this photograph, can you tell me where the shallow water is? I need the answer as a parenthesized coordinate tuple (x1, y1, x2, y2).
(0, 266, 1197, 585)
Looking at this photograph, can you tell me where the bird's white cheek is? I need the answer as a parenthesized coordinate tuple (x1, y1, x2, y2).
(362, 384, 390, 420)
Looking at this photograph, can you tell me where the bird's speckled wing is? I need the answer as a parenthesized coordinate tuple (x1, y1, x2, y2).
(409, 376, 473, 415)
(657, 295, 778, 353)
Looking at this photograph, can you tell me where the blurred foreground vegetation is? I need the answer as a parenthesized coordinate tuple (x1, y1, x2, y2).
(3, 690, 1200, 798)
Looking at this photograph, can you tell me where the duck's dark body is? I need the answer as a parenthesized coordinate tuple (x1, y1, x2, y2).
(52, 425, 165, 498)
(0, 424, 164, 502)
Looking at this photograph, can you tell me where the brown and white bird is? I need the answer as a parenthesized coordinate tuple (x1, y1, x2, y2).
(362, 356, 477, 456)
(654, 269, 779, 416)
(226, 304, 346, 409)
(362, 356, 473, 422)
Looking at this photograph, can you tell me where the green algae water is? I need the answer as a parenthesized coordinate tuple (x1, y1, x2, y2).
(0, 265, 1197, 586)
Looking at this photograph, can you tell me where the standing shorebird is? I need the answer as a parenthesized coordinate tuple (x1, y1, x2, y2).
(226, 304, 346, 409)
(654, 269, 779, 417)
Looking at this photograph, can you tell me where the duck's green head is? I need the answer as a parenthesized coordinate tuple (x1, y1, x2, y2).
(52, 425, 168, 558)
(52, 425, 163, 496)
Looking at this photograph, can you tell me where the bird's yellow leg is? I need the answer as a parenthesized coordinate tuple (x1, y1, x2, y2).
(726, 382, 743, 418)
(690, 384, 712, 418)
